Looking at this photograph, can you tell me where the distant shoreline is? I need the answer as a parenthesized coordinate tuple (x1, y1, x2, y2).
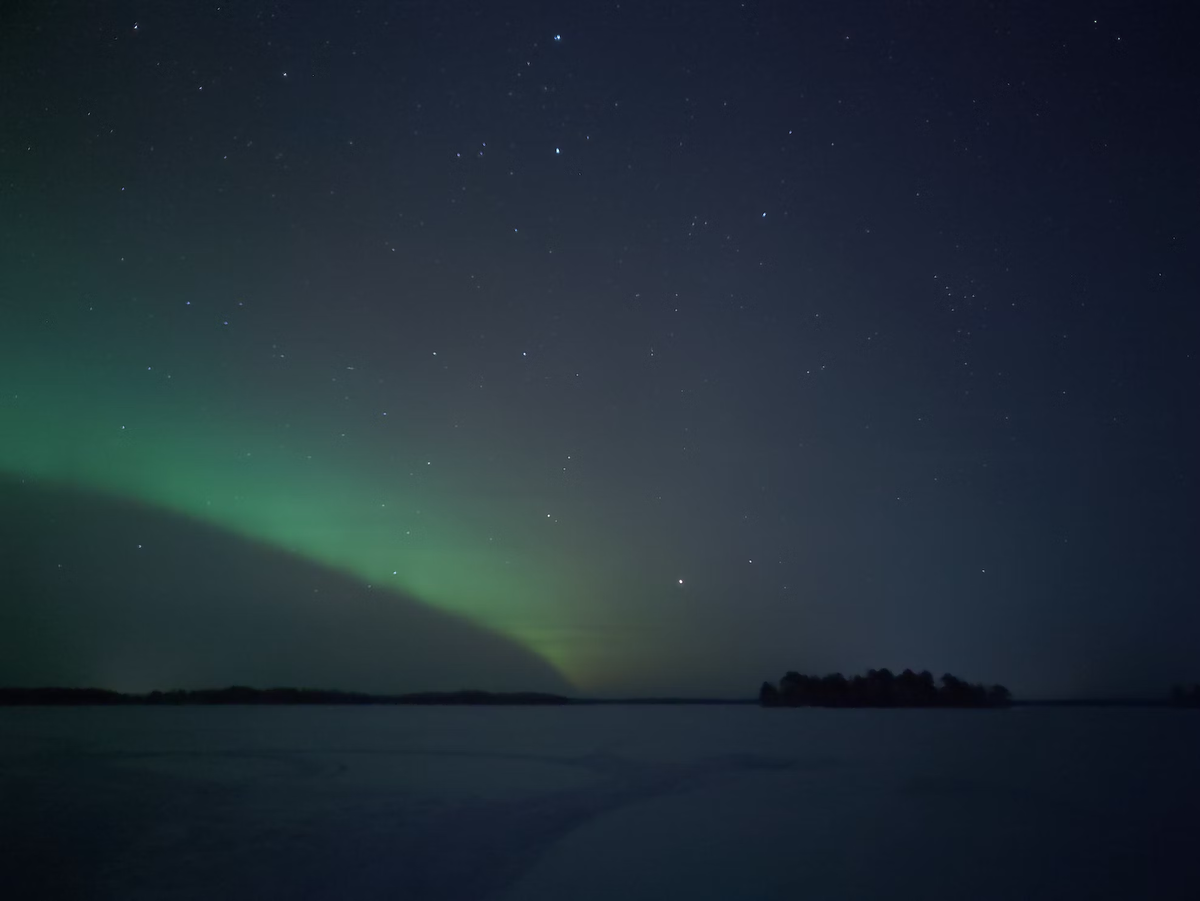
(0, 686, 1183, 707)
(0, 687, 573, 707)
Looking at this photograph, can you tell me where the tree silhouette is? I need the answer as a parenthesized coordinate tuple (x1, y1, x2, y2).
(1170, 684, 1200, 707)
(760, 681, 781, 706)
(759, 668, 1012, 708)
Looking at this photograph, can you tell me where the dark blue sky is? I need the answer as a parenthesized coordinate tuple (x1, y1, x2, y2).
(1, 1, 1197, 696)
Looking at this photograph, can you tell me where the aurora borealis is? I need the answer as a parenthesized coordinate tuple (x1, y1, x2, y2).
(2, 2, 1197, 696)
(0, 302, 618, 685)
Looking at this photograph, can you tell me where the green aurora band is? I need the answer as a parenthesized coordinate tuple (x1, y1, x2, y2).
(0, 340, 614, 687)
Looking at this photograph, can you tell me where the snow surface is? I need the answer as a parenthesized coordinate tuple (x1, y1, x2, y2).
(2, 705, 1198, 899)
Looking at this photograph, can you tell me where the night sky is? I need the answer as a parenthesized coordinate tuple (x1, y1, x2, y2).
(1, 2, 1197, 697)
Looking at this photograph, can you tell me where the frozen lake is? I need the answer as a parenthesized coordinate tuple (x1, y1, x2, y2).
(2, 705, 1198, 900)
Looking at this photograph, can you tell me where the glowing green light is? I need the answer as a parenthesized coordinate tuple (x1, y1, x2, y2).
(0, 342, 596, 684)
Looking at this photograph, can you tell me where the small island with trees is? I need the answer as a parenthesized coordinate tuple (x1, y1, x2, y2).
(759, 668, 1013, 708)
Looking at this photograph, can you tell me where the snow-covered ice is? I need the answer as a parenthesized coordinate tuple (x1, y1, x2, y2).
(2, 705, 1198, 899)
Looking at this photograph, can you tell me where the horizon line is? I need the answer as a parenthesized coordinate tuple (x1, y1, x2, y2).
(0, 685, 1184, 707)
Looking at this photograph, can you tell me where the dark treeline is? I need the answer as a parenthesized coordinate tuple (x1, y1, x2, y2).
(1171, 684, 1200, 707)
(759, 669, 1013, 708)
(0, 686, 571, 706)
